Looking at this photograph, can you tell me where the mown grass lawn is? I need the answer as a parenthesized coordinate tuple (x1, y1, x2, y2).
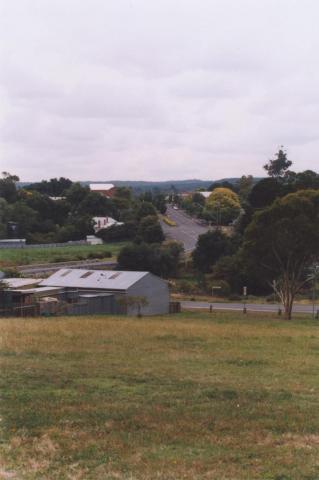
(0, 311, 319, 479)
(0, 243, 126, 267)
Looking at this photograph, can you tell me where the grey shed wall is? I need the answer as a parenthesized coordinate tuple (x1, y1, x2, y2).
(126, 273, 169, 315)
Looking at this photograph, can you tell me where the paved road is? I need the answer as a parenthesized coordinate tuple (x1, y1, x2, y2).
(181, 301, 319, 315)
(161, 205, 210, 252)
(18, 260, 117, 276)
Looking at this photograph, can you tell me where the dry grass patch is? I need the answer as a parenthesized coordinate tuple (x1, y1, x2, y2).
(0, 311, 319, 479)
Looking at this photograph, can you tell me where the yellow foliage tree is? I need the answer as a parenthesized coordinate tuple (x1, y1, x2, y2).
(207, 188, 241, 209)
(205, 188, 241, 225)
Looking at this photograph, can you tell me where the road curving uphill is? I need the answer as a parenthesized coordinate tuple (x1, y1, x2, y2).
(161, 205, 210, 252)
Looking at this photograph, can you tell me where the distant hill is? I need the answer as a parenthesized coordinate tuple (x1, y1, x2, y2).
(19, 178, 263, 193)
(82, 179, 214, 193)
(82, 178, 262, 193)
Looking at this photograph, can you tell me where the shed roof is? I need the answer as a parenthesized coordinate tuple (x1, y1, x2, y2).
(40, 269, 149, 291)
(4, 278, 43, 289)
(9, 286, 62, 294)
(79, 293, 113, 298)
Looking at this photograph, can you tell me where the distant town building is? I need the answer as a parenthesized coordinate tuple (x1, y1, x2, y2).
(93, 216, 123, 233)
(89, 183, 116, 198)
(197, 191, 212, 199)
(178, 191, 212, 200)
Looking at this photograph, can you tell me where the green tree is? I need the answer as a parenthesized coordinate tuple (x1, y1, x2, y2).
(248, 178, 284, 209)
(135, 201, 157, 221)
(242, 190, 319, 319)
(23, 191, 56, 221)
(212, 252, 269, 295)
(237, 175, 254, 202)
(26, 177, 72, 196)
(158, 241, 184, 277)
(192, 230, 230, 273)
(181, 196, 202, 217)
(0, 198, 8, 238)
(4, 202, 38, 237)
(77, 192, 117, 217)
(65, 183, 90, 206)
(117, 243, 155, 272)
(285, 170, 319, 191)
(153, 193, 167, 214)
(56, 216, 94, 242)
(113, 187, 132, 210)
(137, 215, 164, 244)
(264, 147, 292, 178)
(139, 192, 167, 214)
(0, 172, 19, 203)
(118, 241, 183, 278)
(192, 192, 206, 206)
(97, 222, 137, 242)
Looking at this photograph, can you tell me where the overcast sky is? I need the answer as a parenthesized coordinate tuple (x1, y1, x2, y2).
(1, 0, 319, 182)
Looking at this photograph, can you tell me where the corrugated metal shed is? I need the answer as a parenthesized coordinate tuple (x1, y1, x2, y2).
(40, 269, 149, 291)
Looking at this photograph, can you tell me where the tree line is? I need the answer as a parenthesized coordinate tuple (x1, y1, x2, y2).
(190, 149, 319, 319)
(0, 176, 166, 244)
(0, 174, 185, 279)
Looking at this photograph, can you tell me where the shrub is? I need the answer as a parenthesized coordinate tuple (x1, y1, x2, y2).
(97, 222, 137, 242)
(207, 280, 231, 297)
(1, 267, 23, 278)
(52, 255, 69, 263)
(87, 251, 111, 259)
(178, 280, 196, 294)
(162, 216, 176, 226)
(228, 293, 242, 301)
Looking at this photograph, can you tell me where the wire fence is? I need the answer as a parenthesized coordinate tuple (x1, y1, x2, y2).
(0, 240, 87, 249)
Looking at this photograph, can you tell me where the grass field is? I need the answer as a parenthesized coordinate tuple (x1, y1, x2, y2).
(0, 243, 127, 267)
(1, 311, 319, 479)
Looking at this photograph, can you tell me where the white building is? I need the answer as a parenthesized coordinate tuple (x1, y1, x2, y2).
(197, 191, 212, 199)
(93, 217, 123, 233)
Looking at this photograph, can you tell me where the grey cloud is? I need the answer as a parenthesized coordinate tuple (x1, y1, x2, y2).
(1, 0, 319, 181)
